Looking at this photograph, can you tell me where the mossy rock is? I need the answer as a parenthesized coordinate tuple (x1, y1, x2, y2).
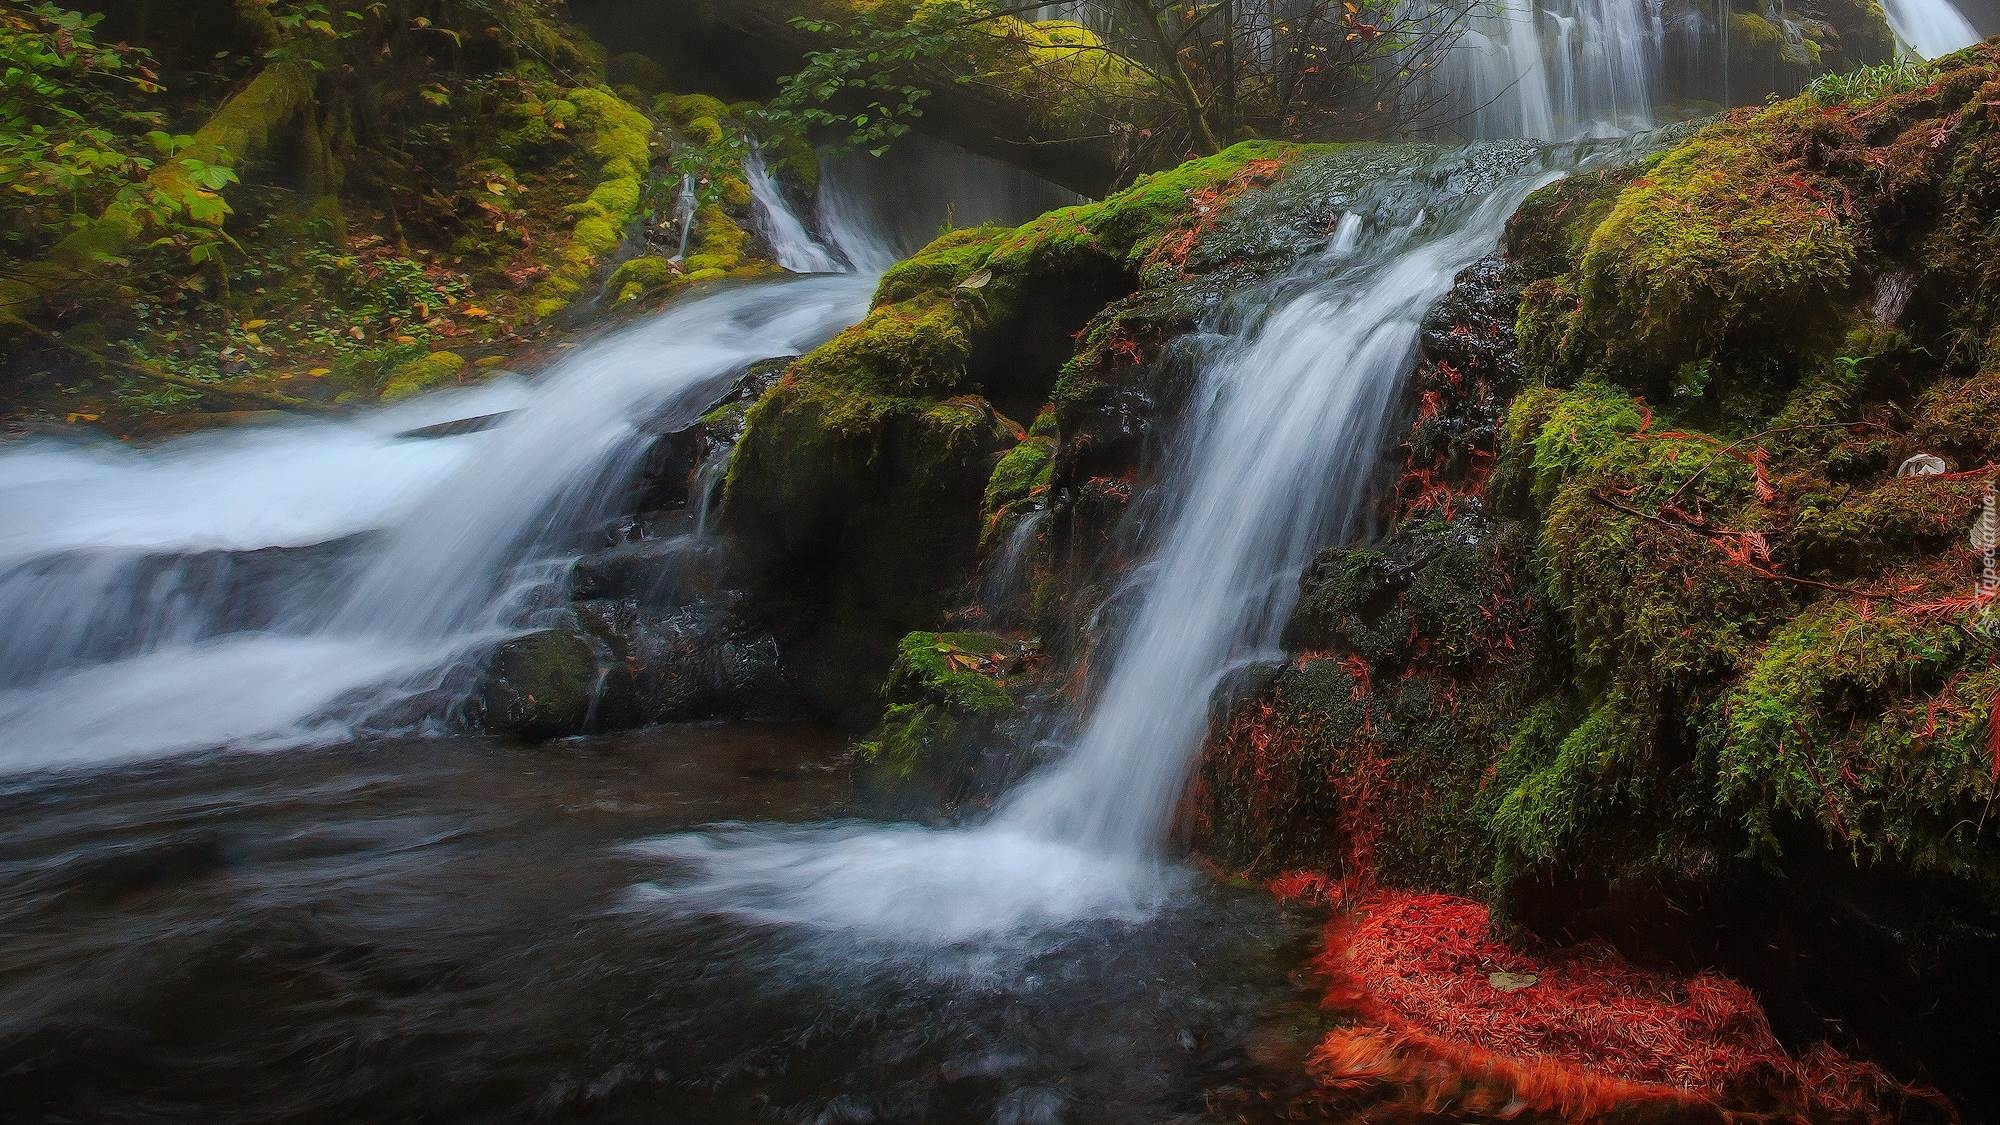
(529, 86, 655, 321)
(857, 631, 1020, 805)
(380, 350, 467, 401)
(479, 624, 600, 740)
(605, 255, 681, 304)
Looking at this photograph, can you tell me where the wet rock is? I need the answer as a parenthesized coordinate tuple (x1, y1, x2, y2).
(478, 619, 603, 739)
(572, 599, 801, 723)
(569, 536, 723, 606)
(628, 357, 791, 513)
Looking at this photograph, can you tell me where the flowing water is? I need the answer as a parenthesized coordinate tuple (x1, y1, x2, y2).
(1880, 0, 1983, 57)
(1, 45, 1721, 1122)
(644, 144, 1563, 949)
(1437, 0, 1663, 139)
(0, 724, 1318, 1123)
(0, 144, 1068, 779)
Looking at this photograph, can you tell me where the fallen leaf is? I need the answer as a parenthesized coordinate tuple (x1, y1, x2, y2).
(1488, 971, 1538, 993)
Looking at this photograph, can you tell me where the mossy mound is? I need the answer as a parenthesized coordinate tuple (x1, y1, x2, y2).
(529, 85, 655, 320)
(857, 630, 1020, 797)
(724, 141, 1326, 713)
(380, 350, 467, 401)
(1197, 46, 2000, 1111)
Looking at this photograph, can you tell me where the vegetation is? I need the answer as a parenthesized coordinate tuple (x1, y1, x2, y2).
(0, 0, 810, 424)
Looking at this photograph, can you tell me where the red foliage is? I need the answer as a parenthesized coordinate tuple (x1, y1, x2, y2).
(1142, 159, 1288, 275)
(1987, 689, 2000, 784)
(1299, 891, 1949, 1121)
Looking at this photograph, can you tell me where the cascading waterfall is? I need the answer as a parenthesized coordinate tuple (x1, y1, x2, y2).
(1438, 0, 1664, 139)
(1880, 0, 1982, 57)
(0, 280, 872, 773)
(746, 144, 843, 275)
(642, 145, 1562, 946)
(0, 144, 1067, 776)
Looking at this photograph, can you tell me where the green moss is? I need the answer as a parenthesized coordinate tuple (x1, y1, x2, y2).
(380, 350, 467, 401)
(654, 92, 727, 131)
(1732, 11, 1784, 50)
(875, 227, 1009, 305)
(1914, 363, 2000, 464)
(857, 631, 1017, 778)
(1718, 601, 1998, 870)
(1504, 165, 1650, 281)
(982, 434, 1055, 524)
(605, 255, 680, 303)
(480, 624, 599, 740)
(1528, 109, 1861, 398)
(529, 86, 654, 320)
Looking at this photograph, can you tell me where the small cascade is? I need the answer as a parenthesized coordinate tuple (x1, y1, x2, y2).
(0, 144, 1068, 776)
(745, 144, 843, 275)
(1438, 0, 1663, 139)
(1880, 0, 1982, 56)
(979, 509, 1051, 625)
(645, 144, 1565, 946)
(670, 173, 698, 264)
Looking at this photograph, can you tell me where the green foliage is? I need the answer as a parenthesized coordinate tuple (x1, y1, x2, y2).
(769, 4, 963, 156)
(1803, 56, 1934, 106)
(0, 4, 237, 267)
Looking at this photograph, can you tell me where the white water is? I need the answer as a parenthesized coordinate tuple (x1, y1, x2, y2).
(0, 279, 873, 774)
(0, 148, 1073, 775)
(1881, 0, 1982, 57)
(746, 146, 843, 275)
(645, 149, 1559, 946)
(1440, 0, 1663, 139)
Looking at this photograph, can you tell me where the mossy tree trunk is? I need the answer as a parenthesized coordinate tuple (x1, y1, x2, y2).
(0, 56, 323, 333)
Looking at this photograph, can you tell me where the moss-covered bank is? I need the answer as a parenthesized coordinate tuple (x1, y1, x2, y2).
(1193, 46, 2000, 1111)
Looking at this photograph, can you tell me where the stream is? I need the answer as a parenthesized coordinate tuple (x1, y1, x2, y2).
(4, 0, 1993, 1117)
(0, 725, 1316, 1124)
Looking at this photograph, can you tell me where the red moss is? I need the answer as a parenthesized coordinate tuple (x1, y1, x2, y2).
(1301, 890, 1949, 1121)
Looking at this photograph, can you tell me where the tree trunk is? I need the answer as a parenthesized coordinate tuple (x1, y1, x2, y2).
(1, 56, 321, 331)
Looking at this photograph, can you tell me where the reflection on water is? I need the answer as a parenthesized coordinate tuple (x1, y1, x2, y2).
(0, 725, 1316, 1123)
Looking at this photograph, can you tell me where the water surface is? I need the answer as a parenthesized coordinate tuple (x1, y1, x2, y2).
(0, 726, 1316, 1124)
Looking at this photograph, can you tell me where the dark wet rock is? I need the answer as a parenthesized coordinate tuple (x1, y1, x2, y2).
(628, 357, 791, 514)
(572, 598, 801, 723)
(478, 618, 603, 740)
(392, 411, 512, 441)
(569, 536, 724, 606)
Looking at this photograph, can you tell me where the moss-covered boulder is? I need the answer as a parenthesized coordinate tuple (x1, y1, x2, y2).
(723, 142, 1321, 715)
(529, 85, 655, 320)
(856, 630, 1024, 810)
(379, 350, 467, 401)
(1197, 44, 2000, 1113)
(478, 622, 602, 740)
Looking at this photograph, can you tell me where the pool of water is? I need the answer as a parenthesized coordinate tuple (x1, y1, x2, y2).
(0, 725, 1322, 1124)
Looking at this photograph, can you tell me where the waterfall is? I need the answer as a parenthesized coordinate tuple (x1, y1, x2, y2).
(641, 145, 1562, 947)
(0, 145, 1063, 777)
(745, 144, 843, 275)
(1880, 0, 1982, 57)
(0, 280, 873, 774)
(1438, 0, 1663, 139)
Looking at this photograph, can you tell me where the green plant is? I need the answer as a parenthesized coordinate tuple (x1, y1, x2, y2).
(1, 5, 242, 272)
(1803, 57, 1934, 106)
(768, 7, 964, 156)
